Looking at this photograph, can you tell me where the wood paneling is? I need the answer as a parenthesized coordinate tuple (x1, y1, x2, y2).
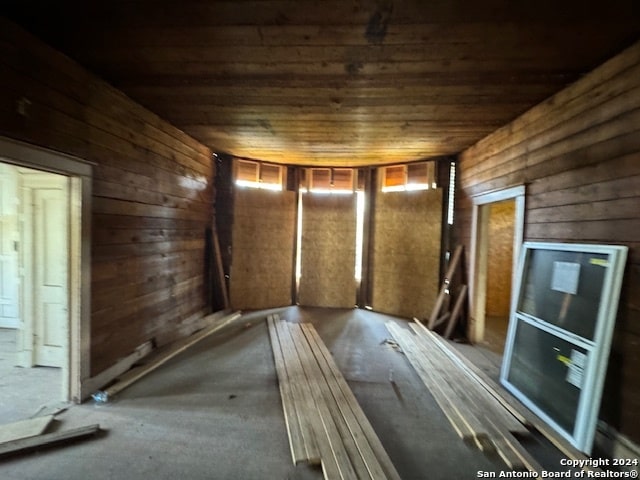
(298, 194, 357, 308)
(229, 187, 296, 310)
(0, 19, 215, 375)
(455, 40, 640, 443)
(371, 188, 442, 319)
(3, 1, 639, 166)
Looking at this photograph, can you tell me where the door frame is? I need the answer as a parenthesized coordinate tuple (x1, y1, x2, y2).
(0, 136, 92, 403)
(468, 185, 525, 344)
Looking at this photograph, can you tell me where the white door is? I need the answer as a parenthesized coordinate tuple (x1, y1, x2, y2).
(0, 164, 20, 329)
(21, 172, 69, 368)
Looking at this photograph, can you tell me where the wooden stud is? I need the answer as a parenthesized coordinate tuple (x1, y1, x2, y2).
(429, 245, 463, 329)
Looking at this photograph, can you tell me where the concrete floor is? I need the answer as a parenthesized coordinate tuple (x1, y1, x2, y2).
(0, 308, 567, 479)
(0, 328, 62, 424)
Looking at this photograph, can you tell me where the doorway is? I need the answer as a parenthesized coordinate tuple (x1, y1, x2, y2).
(0, 163, 70, 420)
(468, 185, 525, 354)
(0, 136, 91, 414)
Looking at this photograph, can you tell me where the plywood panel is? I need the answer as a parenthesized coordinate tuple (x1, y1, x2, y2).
(229, 187, 296, 310)
(371, 189, 442, 319)
(456, 41, 640, 444)
(486, 200, 515, 317)
(298, 194, 357, 308)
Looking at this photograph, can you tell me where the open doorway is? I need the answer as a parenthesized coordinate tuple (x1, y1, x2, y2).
(0, 136, 91, 420)
(483, 199, 515, 354)
(0, 163, 69, 421)
(469, 185, 525, 355)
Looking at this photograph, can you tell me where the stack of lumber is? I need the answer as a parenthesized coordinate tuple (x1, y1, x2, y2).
(267, 314, 401, 480)
(386, 320, 541, 472)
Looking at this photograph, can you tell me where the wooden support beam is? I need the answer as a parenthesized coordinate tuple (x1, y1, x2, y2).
(212, 228, 230, 309)
(429, 245, 463, 329)
(444, 284, 468, 339)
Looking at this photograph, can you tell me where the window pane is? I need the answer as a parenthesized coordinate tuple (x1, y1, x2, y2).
(310, 168, 331, 190)
(518, 249, 607, 340)
(236, 160, 259, 182)
(383, 166, 405, 187)
(332, 168, 354, 191)
(261, 163, 281, 185)
(506, 319, 585, 434)
(407, 162, 429, 185)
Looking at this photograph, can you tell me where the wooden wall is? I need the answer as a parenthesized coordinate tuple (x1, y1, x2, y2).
(0, 19, 215, 375)
(298, 194, 357, 308)
(229, 187, 295, 310)
(456, 40, 640, 444)
(371, 189, 442, 319)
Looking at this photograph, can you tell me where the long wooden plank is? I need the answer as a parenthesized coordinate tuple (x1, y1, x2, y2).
(302, 324, 402, 480)
(288, 325, 362, 480)
(395, 323, 531, 470)
(413, 349, 529, 469)
(444, 284, 467, 339)
(0, 416, 54, 444)
(408, 323, 529, 436)
(413, 320, 600, 470)
(0, 424, 101, 458)
(212, 228, 229, 309)
(488, 420, 542, 473)
(266, 315, 308, 464)
(386, 323, 482, 442)
(429, 245, 463, 329)
(100, 312, 241, 399)
(269, 315, 321, 464)
(402, 327, 511, 458)
(83, 341, 154, 395)
(273, 319, 343, 479)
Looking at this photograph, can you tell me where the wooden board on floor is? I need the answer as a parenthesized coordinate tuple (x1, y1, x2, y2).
(414, 319, 598, 471)
(267, 314, 318, 465)
(387, 321, 541, 472)
(102, 311, 241, 399)
(301, 324, 402, 480)
(0, 415, 54, 444)
(0, 424, 101, 458)
(268, 313, 401, 480)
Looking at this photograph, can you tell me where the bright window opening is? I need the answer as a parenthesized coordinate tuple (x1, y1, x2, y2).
(235, 159, 283, 191)
(355, 190, 365, 282)
(381, 161, 436, 192)
(305, 167, 355, 194)
(447, 162, 456, 225)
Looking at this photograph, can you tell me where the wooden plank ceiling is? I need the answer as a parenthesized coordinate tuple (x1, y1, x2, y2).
(2, 0, 640, 167)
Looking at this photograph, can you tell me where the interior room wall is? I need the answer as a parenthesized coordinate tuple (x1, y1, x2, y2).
(0, 19, 215, 376)
(455, 40, 640, 445)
